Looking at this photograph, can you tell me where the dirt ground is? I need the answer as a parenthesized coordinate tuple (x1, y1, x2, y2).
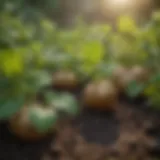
(0, 97, 160, 160)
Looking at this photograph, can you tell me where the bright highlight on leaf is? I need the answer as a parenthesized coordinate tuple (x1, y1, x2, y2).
(45, 92, 79, 116)
(29, 105, 58, 133)
(117, 16, 137, 33)
(0, 50, 24, 76)
(80, 40, 104, 74)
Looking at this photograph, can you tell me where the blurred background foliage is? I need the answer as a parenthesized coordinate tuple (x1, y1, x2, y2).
(0, 0, 111, 102)
(0, 0, 160, 109)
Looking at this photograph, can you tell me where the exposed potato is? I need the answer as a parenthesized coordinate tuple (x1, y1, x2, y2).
(83, 80, 118, 111)
(53, 70, 79, 90)
(8, 107, 55, 141)
(112, 65, 131, 92)
(130, 65, 150, 82)
(112, 65, 150, 93)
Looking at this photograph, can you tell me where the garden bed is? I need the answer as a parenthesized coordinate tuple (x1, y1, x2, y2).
(0, 96, 160, 160)
(0, 10, 160, 160)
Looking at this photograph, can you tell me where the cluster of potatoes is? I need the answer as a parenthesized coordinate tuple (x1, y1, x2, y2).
(52, 65, 149, 111)
(8, 65, 149, 141)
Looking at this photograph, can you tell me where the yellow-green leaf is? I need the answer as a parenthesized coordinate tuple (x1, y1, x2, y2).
(0, 50, 24, 76)
(117, 15, 137, 33)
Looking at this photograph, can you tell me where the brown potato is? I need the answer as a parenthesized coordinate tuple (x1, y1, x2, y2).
(130, 65, 150, 83)
(53, 70, 79, 90)
(8, 107, 54, 141)
(111, 65, 150, 93)
(83, 80, 118, 111)
(111, 65, 131, 92)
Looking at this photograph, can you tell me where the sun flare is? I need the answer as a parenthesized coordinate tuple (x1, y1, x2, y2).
(100, 0, 153, 22)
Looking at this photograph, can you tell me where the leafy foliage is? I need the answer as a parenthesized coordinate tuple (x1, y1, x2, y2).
(126, 81, 145, 98)
(0, 95, 25, 119)
(44, 92, 79, 116)
(1, 0, 160, 132)
(0, 10, 55, 119)
(28, 104, 58, 133)
(0, 6, 112, 124)
(27, 92, 79, 132)
(143, 73, 160, 108)
(115, 12, 160, 108)
(0, 0, 58, 21)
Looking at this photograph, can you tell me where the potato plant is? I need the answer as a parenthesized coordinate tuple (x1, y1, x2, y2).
(8, 91, 79, 141)
(0, 12, 75, 140)
(49, 23, 114, 91)
(0, 9, 93, 141)
(114, 12, 160, 109)
(1, 3, 160, 142)
(55, 22, 112, 76)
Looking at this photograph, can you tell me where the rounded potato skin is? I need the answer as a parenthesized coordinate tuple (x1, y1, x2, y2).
(83, 80, 118, 111)
(112, 65, 130, 91)
(130, 65, 150, 82)
(8, 107, 52, 141)
(53, 70, 79, 90)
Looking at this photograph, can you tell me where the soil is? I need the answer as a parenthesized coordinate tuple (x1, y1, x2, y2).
(0, 93, 160, 160)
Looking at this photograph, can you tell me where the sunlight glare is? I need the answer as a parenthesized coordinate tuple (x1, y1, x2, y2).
(101, 0, 153, 22)
(108, 0, 131, 7)
(106, 0, 133, 10)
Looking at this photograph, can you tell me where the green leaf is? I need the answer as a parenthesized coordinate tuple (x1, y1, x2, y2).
(96, 63, 118, 78)
(144, 84, 156, 96)
(0, 96, 25, 119)
(79, 40, 104, 74)
(43, 91, 57, 104)
(54, 93, 79, 116)
(36, 71, 52, 87)
(46, 92, 79, 116)
(25, 70, 52, 92)
(0, 49, 24, 76)
(146, 87, 160, 110)
(149, 73, 160, 83)
(126, 81, 145, 98)
(29, 106, 58, 133)
(117, 15, 138, 33)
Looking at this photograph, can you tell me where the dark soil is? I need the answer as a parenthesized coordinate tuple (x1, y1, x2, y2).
(44, 102, 160, 160)
(0, 95, 160, 160)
